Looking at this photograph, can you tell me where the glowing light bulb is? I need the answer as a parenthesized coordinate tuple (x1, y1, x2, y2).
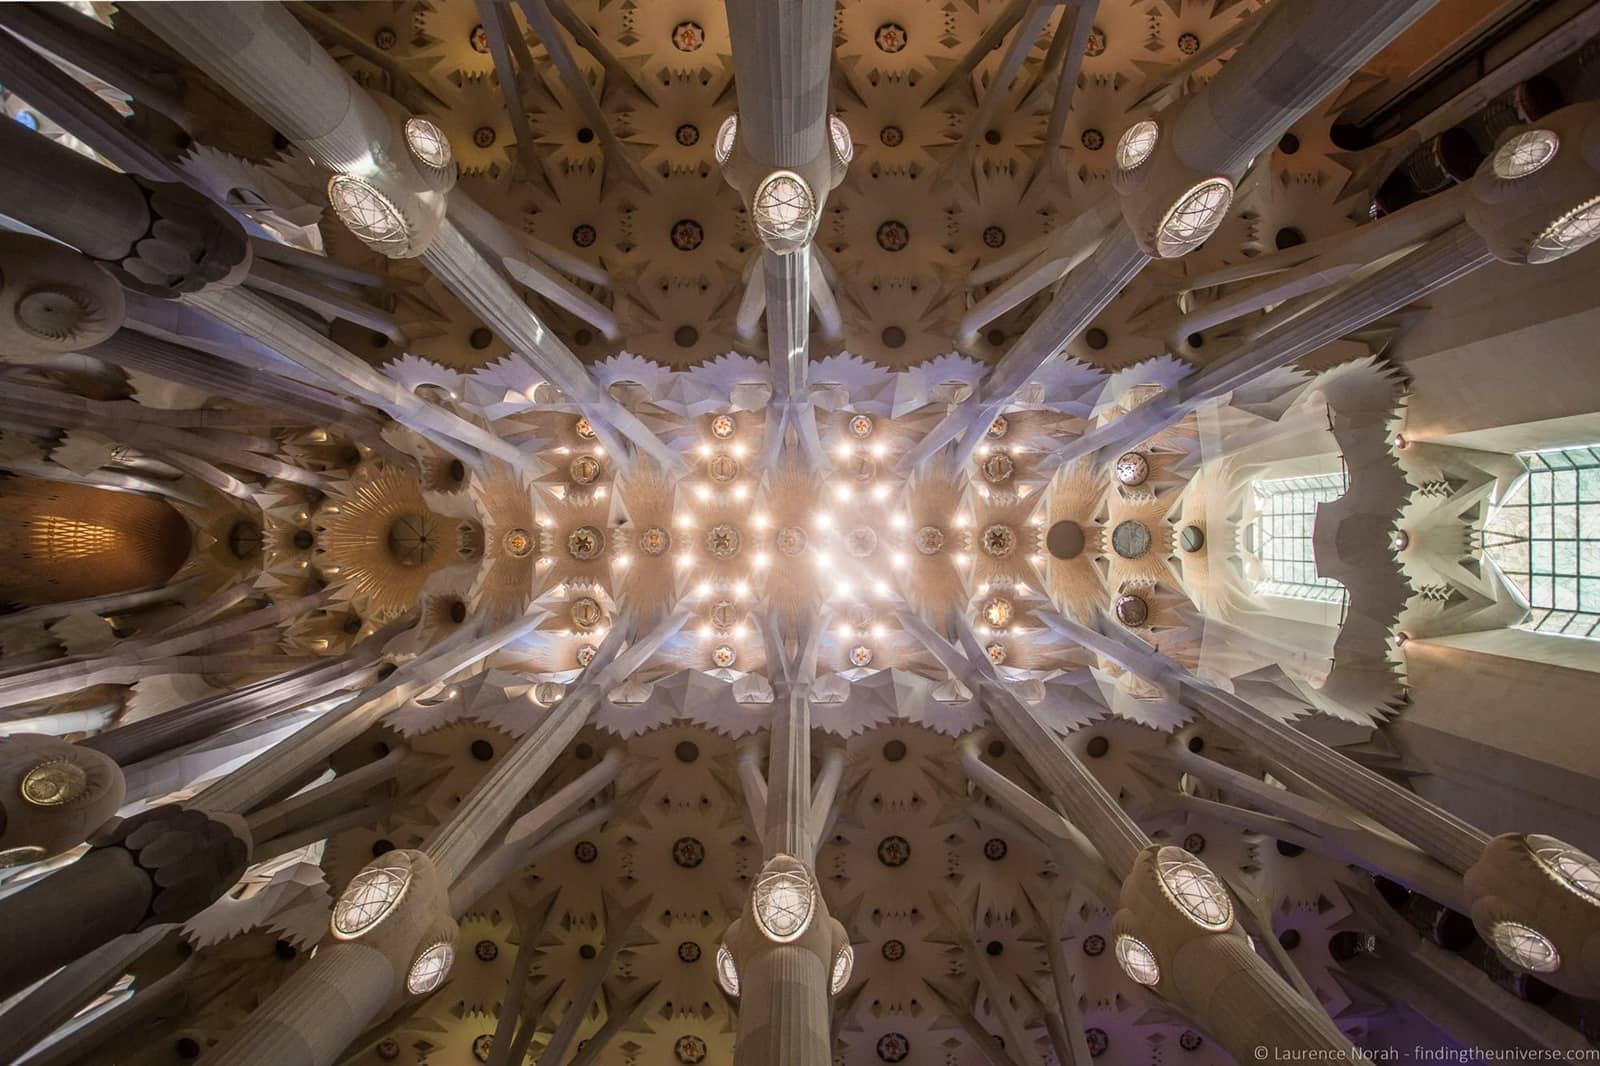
(698, 443, 714, 458)
(833, 442, 853, 460)
(834, 581, 853, 599)
(700, 624, 714, 639)
(891, 552, 908, 569)
(833, 484, 853, 503)
(733, 484, 750, 500)
(955, 553, 971, 567)
(872, 580, 890, 598)
(695, 484, 712, 501)
(614, 553, 632, 568)
(815, 551, 833, 568)
(752, 512, 771, 529)
(732, 443, 749, 459)
(954, 514, 971, 528)
(675, 553, 694, 568)
(978, 444, 992, 457)
(676, 512, 696, 530)
(695, 583, 711, 599)
(815, 512, 834, 530)
(872, 484, 890, 501)
(836, 624, 854, 638)
(753, 551, 771, 568)
(592, 446, 606, 458)
(871, 624, 885, 638)
(733, 623, 748, 638)
(870, 442, 886, 458)
(733, 581, 750, 599)
(890, 513, 907, 529)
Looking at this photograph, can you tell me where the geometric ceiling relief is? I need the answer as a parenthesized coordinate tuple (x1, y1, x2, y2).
(1, 1, 1600, 1065)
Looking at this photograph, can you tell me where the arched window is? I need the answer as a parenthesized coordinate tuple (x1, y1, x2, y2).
(1483, 445, 1600, 639)
(1244, 473, 1348, 604)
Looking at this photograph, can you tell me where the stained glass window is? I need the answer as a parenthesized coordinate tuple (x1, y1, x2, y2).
(1245, 473, 1349, 604)
(1482, 445, 1600, 638)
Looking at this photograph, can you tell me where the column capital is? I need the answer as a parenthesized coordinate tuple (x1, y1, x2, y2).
(1465, 832, 1600, 998)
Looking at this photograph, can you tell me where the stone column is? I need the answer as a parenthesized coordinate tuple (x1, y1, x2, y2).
(908, 0, 1443, 470)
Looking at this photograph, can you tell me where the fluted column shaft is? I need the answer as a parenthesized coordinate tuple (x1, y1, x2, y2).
(765, 686, 812, 859)
(130, 2, 392, 173)
(982, 685, 1149, 877)
(1167, 931, 1352, 1057)
(203, 942, 396, 1066)
(1181, 679, 1490, 873)
(764, 251, 810, 403)
(0, 114, 149, 261)
(0, 849, 154, 999)
(1051, 224, 1495, 468)
(193, 613, 542, 816)
(724, 0, 833, 169)
(735, 945, 832, 1066)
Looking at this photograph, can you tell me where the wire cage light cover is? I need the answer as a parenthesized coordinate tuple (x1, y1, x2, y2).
(1491, 129, 1559, 180)
(327, 175, 409, 249)
(1490, 920, 1561, 973)
(331, 864, 411, 939)
(829, 115, 854, 168)
(404, 116, 453, 169)
(1114, 934, 1161, 986)
(752, 854, 817, 942)
(716, 942, 740, 996)
(831, 943, 854, 993)
(1117, 120, 1159, 171)
(406, 940, 455, 995)
(1155, 846, 1234, 930)
(1529, 195, 1600, 264)
(715, 115, 739, 166)
(751, 170, 818, 254)
(1528, 834, 1600, 906)
(1155, 177, 1234, 258)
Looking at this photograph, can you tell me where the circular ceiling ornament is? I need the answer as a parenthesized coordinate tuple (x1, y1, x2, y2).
(705, 524, 741, 559)
(876, 220, 910, 252)
(387, 514, 438, 567)
(331, 865, 411, 940)
(710, 413, 736, 439)
(671, 20, 704, 51)
(19, 760, 87, 807)
(981, 596, 1015, 629)
(1155, 177, 1235, 258)
(575, 417, 596, 439)
(15, 286, 97, 343)
(475, 939, 499, 961)
(503, 528, 534, 558)
(677, 940, 701, 963)
(1114, 593, 1150, 627)
(1084, 25, 1107, 56)
(1491, 920, 1561, 973)
(672, 837, 705, 868)
(1154, 846, 1234, 930)
(569, 454, 601, 484)
(981, 524, 1016, 558)
(1114, 934, 1161, 986)
(984, 838, 1008, 861)
(982, 453, 1015, 483)
(708, 454, 739, 483)
(1114, 452, 1150, 486)
(567, 525, 604, 561)
(915, 525, 945, 555)
(850, 645, 874, 668)
(849, 414, 874, 438)
(406, 940, 455, 996)
(985, 641, 1006, 665)
(874, 22, 908, 52)
(882, 938, 906, 961)
(1179, 525, 1205, 553)
(674, 1035, 707, 1064)
(983, 225, 1007, 248)
(1492, 129, 1559, 179)
(1529, 195, 1600, 264)
(671, 219, 705, 252)
(877, 835, 911, 866)
(987, 415, 1009, 439)
(1177, 31, 1201, 55)
(0, 845, 46, 868)
(716, 942, 740, 995)
(775, 526, 807, 557)
(1117, 121, 1159, 171)
(639, 526, 671, 557)
(1527, 834, 1600, 906)
(710, 599, 741, 631)
(1112, 520, 1153, 559)
(831, 943, 854, 994)
(711, 644, 737, 668)
(327, 175, 408, 250)
(877, 1033, 910, 1063)
(714, 116, 738, 166)
(472, 1034, 494, 1063)
(829, 115, 854, 167)
(846, 527, 879, 559)
(752, 171, 818, 254)
(569, 597, 602, 629)
(1047, 520, 1085, 560)
(752, 855, 817, 942)
(576, 643, 598, 667)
